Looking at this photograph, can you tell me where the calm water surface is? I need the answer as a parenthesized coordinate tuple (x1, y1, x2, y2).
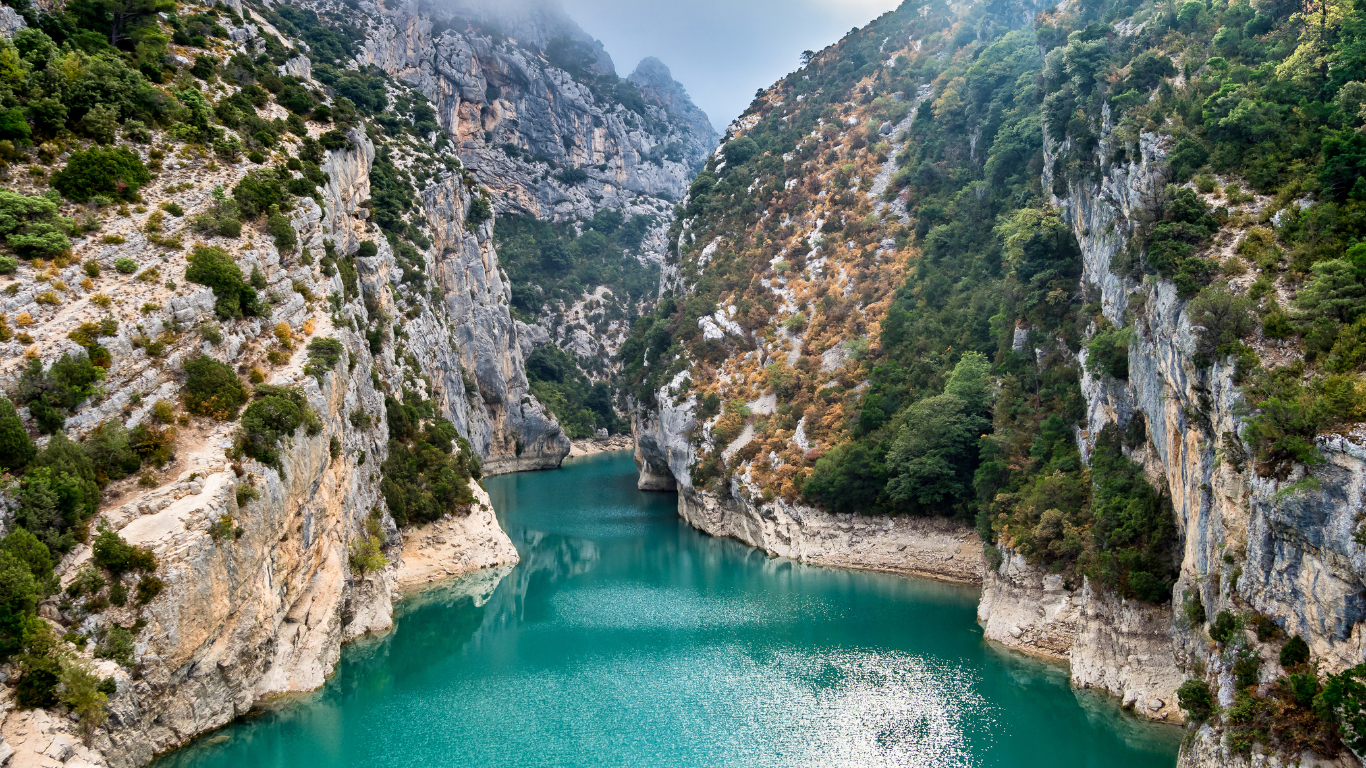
(156, 451, 1181, 768)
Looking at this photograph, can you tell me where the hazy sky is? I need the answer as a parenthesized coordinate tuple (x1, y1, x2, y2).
(561, 0, 905, 132)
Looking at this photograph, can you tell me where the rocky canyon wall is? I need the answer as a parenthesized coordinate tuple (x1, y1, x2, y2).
(0, 10, 555, 759)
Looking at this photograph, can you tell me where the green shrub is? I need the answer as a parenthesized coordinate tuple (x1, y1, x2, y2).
(267, 212, 296, 252)
(1082, 423, 1178, 601)
(0, 528, 53, 588)
(183, 356, 248, 419)
(1281, 635, 1311, 667)
(58, 656, 109, 738)
(1086, 321, 1133, 380)
(348, 536, 386, 574)
(232, 170, 287, 218)
(17, 354, 106, 434)
(16, 653, 60, 708)
(0, 190, 72, 259)
(114, 257, 137, 274)
(303, 337, 344, 381)
(82, 420, 142, 484)
(135, 574, 163, 605)
(357, 240, 378, 258)
(1184, 591, 1207, 626)
(90, 527, 157, 576)
(1210, 610, 1237, 643)
(185, 246, 263, 319)
(319, 129, 350, 151)
(50, 146, 151, 203)
(237, 386, 318, 467)
(1319, 664, 1366, 753)
(129, 422, 175, 467)
(380, 395, 477, 526)
(1244, 370, 1366, 476)
(1189, 284, 1256, 367)
(15, 434, 101, 553)
(1177, 679, 1215, 721)
(465, 196, 492, 229)
(217, 217, 243, 237)
(94, 625, 135, 667)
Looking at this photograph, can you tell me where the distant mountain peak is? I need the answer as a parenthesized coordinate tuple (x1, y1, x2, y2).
(629, 57, 719, 149)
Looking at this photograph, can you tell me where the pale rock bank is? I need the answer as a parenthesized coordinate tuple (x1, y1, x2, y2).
(393, 483, 519, 592)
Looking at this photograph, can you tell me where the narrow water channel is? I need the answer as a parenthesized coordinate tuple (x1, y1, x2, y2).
(155, 451, 1181, 768)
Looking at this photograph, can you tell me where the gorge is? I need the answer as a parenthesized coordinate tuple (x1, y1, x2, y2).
(0, 0, 1361, 766)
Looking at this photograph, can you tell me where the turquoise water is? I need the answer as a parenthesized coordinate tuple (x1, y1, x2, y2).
(155, 451, 1180, 768)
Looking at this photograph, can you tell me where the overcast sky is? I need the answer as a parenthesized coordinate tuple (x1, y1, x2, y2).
(561, 0, 905, 132)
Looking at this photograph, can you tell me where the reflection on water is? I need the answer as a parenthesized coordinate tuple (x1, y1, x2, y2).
(156, 451, 1179, 768)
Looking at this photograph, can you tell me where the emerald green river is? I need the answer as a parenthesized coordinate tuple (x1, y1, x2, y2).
(155, 451, 1180, 767)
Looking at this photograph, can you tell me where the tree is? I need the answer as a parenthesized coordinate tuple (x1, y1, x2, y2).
(0, 190, 73, 259)
(885, 393, 988, 511)
(944, 351, 992, 415)
(465, 196, 492, 229)
(16, 434, 101, 552)
(1177, 679, 1214, 721)
(802, 443, 889, 514)
(68, 0, 174, 47)
(1190, 283, 1257, 364)
(90, 527, 155, 576)
(1296, 259, 1366, 323)
(58, 656, 108, 741)
(183, 356, 248, 419)
(0, 397, 35, 473)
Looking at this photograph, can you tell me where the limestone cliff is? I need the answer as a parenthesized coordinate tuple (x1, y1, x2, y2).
(357, 0, 716, 377)
(627, 0, 1366, 759)
(359, 0, 714, 228)
(0, 3, 567, 760)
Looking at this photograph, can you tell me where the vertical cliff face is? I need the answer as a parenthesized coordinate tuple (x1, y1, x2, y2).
(0, 6, 558, 756)
(411, 175, 569, 472)
(359, 0, 713, 225)
(977, 58, 1366, 749)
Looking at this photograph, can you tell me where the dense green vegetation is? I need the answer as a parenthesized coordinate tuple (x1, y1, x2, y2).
(494, 210, 659, 326)
(1041, 0, 1366, 474)
(524, 345, 624, 438)
(494, 210, 661, 427)
(380, 390, 480, 526)
(620, 1, 1176, 600)
(183, 355, 248, 419)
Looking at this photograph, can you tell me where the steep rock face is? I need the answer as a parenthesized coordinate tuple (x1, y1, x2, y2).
(977, 130, 1190, 722)
(977, 80, 1366, 748)
(631, 388, 983, 583)
(627, 57, 720, 165)
(359, 1, 712, 225)
(407, 175, 570, 472)
(1178, 725, 1358, 768)
(0, 116, 538, 768)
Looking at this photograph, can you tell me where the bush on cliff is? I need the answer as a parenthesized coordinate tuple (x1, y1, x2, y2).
(50, 146, 151, 203)
(0, 397, 35, 472)
(380, 392, 477, 527)
(183, 356, 249, 420)
(185, 246, 264, 320)
(235, 385, 320, 468)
